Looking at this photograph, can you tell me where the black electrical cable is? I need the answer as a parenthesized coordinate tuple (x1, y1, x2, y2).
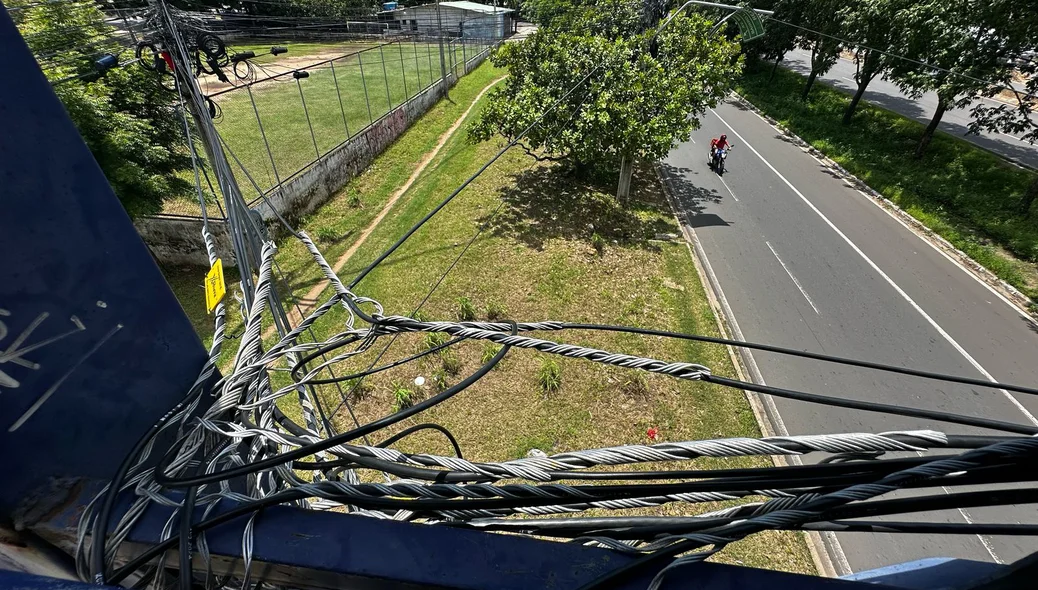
(348, 66, 606, 289)
(290, 333, 467, 385)
(178, 485, 197, 590)
(562, 322, 1038, 398)
(574, 440, 1038, 590)
(292, 305, 1038, 437)
(282, 433, 1017, 485)
(291, 452, 944, 483)
(152, 323, 516, 489)
(105, 478, 1038, 587)
(703, 374, 1038, 435)
(89, 383, 210, 583)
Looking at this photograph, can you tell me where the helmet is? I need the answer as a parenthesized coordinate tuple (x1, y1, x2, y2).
(720, 134, 727, 141)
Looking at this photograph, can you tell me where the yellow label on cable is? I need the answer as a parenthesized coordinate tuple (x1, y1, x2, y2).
(205, 258, 226, 314)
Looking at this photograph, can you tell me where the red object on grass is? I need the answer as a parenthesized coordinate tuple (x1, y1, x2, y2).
(647, 427, 660, 441)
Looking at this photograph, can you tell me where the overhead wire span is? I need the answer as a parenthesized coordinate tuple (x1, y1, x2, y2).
(70, 5, 1038, 589)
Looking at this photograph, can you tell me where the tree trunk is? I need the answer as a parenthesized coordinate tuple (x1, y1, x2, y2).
(843, 72, 876, 124)
(801, 70, 818, 101)
(769, 57, 781, 82)
(616, 155, 634, 206)
(1021, 176, 1038, 215)
(915, 100, 948, 159)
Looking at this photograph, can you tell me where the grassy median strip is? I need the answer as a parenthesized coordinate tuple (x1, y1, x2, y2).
(738, 64, 1038, 301)
(161, 62, 505, 353)
(267, 84, 814, 572)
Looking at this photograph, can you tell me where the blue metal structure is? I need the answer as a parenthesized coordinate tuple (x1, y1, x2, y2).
(0, 6, 1032, 590)
(0, 7, 210, 517)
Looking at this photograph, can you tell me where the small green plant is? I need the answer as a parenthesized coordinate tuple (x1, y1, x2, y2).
(441, 349, 462, 376)
(537, 357, 562, 394)
(457, 296, 477, 321)
(591, 232, 606, 255)
(431, 369, 449, 391)
(347, 378, 373, 400)
(315, 226, 339, 243)
(392, 381, 416, 411)
(423, 331, 450, 350)
(347, 191, 362, 208)
(485, 300, 507, 321)
(412, 310, 429, 323)
(480, 342, 503, 364)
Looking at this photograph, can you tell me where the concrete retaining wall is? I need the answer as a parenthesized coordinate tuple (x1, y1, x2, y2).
(139, 47, 492, 268)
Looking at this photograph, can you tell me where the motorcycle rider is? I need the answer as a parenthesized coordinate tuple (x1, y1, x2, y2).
(709, 134, 731, 166)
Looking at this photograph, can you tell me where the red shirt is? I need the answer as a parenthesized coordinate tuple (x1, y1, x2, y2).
(711, 138, 730, 150)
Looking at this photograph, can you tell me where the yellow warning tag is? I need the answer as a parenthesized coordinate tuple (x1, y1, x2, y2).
(205, 258, 226, 314)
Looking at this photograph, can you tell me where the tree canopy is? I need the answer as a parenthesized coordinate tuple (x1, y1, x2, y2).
(470, 7, 742, 177)
(12, 0, 192, 218)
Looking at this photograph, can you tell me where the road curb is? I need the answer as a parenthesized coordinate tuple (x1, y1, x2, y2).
(656, 164, 844, 580)
(728, 91, 1036, 317)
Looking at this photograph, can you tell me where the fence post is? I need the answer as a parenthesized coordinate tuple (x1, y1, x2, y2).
(247, 85, 280, 186)
(378, 44, 393, 109)
(329, 58, 351, 138)
(426, 38, 435, 87)
(413, 38, 422, 90)
(357, 51, 374, 125)
(296, 76, 320, 160)
(399, 42, 409, 100)
(463, 38, 467, 66)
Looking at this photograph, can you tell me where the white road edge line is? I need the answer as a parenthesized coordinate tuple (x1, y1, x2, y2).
(718, 175, 739, 202)
(658, 164, 852, 578)
(711, 107, 1038, 429)
(766, 241, 820, 315)
(749, 100, 1036, 327)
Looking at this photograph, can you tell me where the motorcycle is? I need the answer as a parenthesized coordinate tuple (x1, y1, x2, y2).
(709, 146, 731, 175)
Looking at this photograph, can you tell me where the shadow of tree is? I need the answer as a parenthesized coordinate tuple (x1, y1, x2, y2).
(484, 162, 677, 250)
(657, 162, 729, 229)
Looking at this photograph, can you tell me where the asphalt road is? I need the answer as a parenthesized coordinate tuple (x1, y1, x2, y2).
(782, 49, 1038, 170)
(662, 100, 1038, 574)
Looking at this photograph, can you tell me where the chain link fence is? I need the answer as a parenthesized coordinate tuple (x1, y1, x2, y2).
(157, 25, 501, 219)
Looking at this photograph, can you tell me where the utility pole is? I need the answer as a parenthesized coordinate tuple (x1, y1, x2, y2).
(148, 0, 332, 442)
(435, 0, 449, 97)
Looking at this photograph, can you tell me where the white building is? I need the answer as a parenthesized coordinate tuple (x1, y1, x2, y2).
(382, 2, 516, 40)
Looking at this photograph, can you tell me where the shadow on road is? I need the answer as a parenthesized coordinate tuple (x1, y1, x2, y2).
(659, 162, 730, 228)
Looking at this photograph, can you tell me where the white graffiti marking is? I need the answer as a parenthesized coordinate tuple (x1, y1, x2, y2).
(0, 308, 88, 393)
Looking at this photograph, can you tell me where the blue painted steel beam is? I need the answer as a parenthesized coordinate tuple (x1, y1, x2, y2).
(0, 6, 212, 517)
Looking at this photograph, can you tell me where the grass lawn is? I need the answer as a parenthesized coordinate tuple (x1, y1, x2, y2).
(161, 62, 506, 360)
(243, 73, 816, 571)
(161, 38, 485, 217)
(738, 64, 1038, 300)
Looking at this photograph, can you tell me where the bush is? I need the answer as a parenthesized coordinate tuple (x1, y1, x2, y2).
(481, 342, 503, 364)
(485, 300, 507, 321)
(392, 381, 417, 411)
(431, 369, 449, 391)
(423, 331, 450, 350)
(537, 357, 562, 393)
(12, 2, 191, 217)
(591, 232, 606, 255)
(441, 350, 462, 375)
(457, 296, 477, 321)
(315, 227, 339, 242)
(347, 378, 373, 400)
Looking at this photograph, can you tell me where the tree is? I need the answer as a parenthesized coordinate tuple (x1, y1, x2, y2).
(749, 0, 806, 82)
(968, 52, 1038, 215)
(795, 0, 846, 101)
(887, 0, 1036, 159)
(837, 0, 905, 124)
(470, 12, 742, 182)
(12, 1, 192, 217)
